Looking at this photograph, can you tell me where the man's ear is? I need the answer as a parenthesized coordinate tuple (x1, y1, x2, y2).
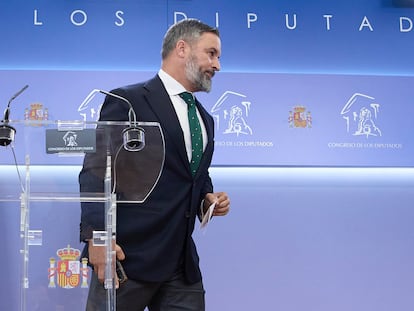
(176, 39, 187, 58)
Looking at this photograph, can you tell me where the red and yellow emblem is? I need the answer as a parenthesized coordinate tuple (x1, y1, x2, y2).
(48, 245, 89, 289)
(24, 103, 48, 121)
(288, 106, 312, 128)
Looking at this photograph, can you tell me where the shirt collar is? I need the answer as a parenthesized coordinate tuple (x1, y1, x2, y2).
(158, 69, 188, 96)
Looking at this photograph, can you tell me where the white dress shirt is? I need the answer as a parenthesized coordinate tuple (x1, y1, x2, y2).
(158, 69, 207, 163)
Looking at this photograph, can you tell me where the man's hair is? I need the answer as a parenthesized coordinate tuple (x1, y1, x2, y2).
(161, 19, 220, 60)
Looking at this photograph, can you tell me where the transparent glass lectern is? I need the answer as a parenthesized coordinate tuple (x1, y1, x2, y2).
(0, 119, 165, 311)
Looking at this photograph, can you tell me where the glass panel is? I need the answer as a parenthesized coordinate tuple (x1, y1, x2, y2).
(0, 120, 165, 311)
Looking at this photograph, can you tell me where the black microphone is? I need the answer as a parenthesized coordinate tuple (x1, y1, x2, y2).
(1, 85, 29, 147)
(80, 89, 145, 152)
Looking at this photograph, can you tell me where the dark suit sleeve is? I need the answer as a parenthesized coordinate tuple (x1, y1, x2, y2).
(79, 89, 129, 241)
(196, 172, 213, 221)
(79, 149, 106, 241)
(197, 111, 215, 220)
(201, 173, 213, 199)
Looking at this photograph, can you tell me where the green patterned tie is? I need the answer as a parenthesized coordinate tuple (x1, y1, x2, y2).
(179, 92, 203, 176)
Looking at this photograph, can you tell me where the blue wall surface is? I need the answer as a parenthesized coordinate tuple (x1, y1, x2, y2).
(1, 0, 413, 310)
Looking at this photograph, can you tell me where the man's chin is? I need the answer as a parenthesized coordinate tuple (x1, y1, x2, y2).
(205, 71, 216, 81)
(203, 76, 212, 91)
(201, 81, 212, 93)
(191, 76, 212, 92)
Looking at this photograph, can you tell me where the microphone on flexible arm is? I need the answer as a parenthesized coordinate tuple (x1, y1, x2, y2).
(0, 85, 29, 147)
(79, 89, 145, 152)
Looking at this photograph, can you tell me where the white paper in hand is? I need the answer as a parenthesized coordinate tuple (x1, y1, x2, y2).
(200, 201, 215, 230)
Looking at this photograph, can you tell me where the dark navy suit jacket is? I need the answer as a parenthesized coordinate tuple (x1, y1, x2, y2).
(79, 75, 215, 284)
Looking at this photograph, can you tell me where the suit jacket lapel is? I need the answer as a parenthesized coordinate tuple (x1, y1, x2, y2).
(142, 76, 215, 178)
(142, 76, 190, 170)
(195, 97, 214, 177)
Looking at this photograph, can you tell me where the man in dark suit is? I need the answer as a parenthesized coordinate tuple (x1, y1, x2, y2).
(79, 18, 230, 310)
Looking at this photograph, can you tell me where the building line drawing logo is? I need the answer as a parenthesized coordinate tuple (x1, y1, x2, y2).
(78, 100, 102, 121)
(63, 131, 78, 147)
(340, 93, 382, 138)
(210, 91, 253, 136)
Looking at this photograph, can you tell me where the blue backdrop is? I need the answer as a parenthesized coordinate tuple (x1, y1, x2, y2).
(1, 0, 414, 166)
(1, 1, 414, 310)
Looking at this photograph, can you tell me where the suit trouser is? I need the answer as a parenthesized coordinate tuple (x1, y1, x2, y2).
(86, 270, 205, 311)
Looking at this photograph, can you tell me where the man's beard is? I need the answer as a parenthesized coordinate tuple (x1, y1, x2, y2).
(185, 54, 213, 92)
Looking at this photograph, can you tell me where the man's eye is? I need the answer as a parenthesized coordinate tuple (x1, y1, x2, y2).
(208, 51, 216, 57)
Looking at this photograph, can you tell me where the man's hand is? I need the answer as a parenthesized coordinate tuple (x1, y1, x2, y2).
(204, 192, 230, 216)
(88, 240, 126, 287)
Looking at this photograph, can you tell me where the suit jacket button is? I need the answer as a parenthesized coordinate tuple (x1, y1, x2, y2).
(185, 211, 191, 218)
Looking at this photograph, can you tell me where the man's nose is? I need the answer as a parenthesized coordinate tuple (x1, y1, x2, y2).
(213, 60, 221, 72)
